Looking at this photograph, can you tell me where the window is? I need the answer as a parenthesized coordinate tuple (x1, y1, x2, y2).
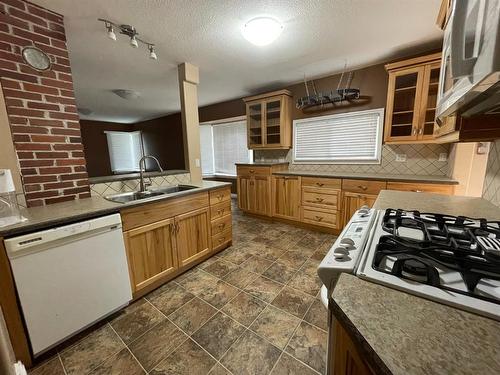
(293, 108, 384, 164)
(105, 131, 143, 173)
(200, 119, 252, 176)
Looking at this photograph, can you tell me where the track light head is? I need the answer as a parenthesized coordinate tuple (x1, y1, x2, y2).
(148, 45, 157, 60)
(130, 35, 138, 48)
(106, 24, 116, 41)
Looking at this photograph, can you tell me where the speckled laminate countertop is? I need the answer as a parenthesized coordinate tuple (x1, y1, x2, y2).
(0, 180, 231, 238)
(273, 170, 458, 184)
(235, 162, 289, 167)
(330, 190, 500, 375)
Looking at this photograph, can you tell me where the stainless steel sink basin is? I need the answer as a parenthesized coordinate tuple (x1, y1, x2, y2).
(104, 185, 198, 203)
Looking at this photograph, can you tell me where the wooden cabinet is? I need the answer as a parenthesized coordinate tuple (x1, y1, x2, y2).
(243, 90, 293, 149)
(333, 320, 374, 375)
(175, 207, 211, 267)
(124, 218, 178, 293)
(301, 177, 342, 230)
(386, 182, 454, 195)
(384, 53, 445, 144)
(341, 192, 378, 228)
(272, 175, 300, 220)
(209, 187, 232, 252)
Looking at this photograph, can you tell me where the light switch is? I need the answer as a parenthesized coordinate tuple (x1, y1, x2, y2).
(395, 154, 406, 162)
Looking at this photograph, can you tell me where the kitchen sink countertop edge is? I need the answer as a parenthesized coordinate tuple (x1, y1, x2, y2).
(273, 170, 459, 184)
(0, 180, 231, 238)
(330, 190, 500, 375)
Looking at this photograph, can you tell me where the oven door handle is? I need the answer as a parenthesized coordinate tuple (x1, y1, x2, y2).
(450, 0, 485, 78)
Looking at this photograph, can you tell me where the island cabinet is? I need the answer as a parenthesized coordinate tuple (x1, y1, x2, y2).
(121, 188, 231, 297)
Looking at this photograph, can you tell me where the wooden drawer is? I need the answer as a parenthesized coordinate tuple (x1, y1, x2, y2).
(209, 187, 231, 205)
(210, 200, 231, 221)
(212, 227, 232, 252)
(121, 192, 209, 231)
(302, 207, 338, 229)
(342, 179, 386, 195)
(237, 166, 271, 177)
(302, 187, 340, 210)
(302, 176, 341, 189)
(211, 214, 232, 235)
(387, 182, 455, 195)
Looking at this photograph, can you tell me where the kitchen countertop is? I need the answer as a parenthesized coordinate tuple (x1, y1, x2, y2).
(235, 162, 289, 166)
(273, 170, 458, 184)
(0, 180, 230, 238)
(330, 190, 500, 375)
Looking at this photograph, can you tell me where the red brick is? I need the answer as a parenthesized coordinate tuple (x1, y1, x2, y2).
(71, 151, 85, 158)
(57, 72, 72, 82)
(2, 0, 26, 11)
(51, 38, 66, 50)
(48, 22, 64, 34)
(24, 184, 41, 192)
(20, 167, 36, 175)
(29, 118, 65, 127)
(0, 59, 17, 70)
(3, 88, 42, 100)
(27, 199, 44, 207)
(41, 77, 73, 90)
(0, 11, 29, 30)
(12, 27, 51, 45)
(63, 186, 88, 195)
(44, 94, 75, 105)
(11, 125, 48, 134)
(0, 41, 12, 51)
(8, 8, 48, 28)
(78, 192, 91, 199)
(43, 181, 74, 190)
(23, 82, 59, 95)
(1, 79, 21, 89)
(64, 105, 77, 113)
(50, 63, 71, 73)
(27, 101, 60, 111)
(26, 190, 59, 200)
(61, 172, 87, 181)
(69, 137, 81, 143)
(23, 175, 57, 184)
(0, 69, 38, 83)
(35, 43, 68, 59)
(19, 64, 57, 79)
(51, 127, 80, 136)
(45, 195, 74, 204)
(26, 5, 63, 25)
(56, 158, 86, 166)
(0, 49, 23, 63)
(55, 56, 70, 66)
(49, 111, 79, 121)
(39, 166, 72, 175)
(8, 107, 45, 118)
(35, 151, 68, 159)
(0, 31, 31, 48)
(74, 166, 86, 173)
(5, 98, 23, 107)
(15, 142, 51, 151)
(32, 26, 65, 42)
(75, 178, 89, 186)
(31, 134, 66, 143)
(16, 151, 33, 159)
(66, 121, 80, 129)
(19, 159, 53, 167)
(8, 115, 28, 124)
(53, 143, 82, 151)
(13, 134, 30, 142)
(59, 89, 74, 98)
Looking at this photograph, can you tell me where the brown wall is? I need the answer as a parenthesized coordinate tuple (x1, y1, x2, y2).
(80, 114, 185, 178)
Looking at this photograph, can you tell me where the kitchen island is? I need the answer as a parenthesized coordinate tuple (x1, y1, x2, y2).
(330, 190, 500, 375)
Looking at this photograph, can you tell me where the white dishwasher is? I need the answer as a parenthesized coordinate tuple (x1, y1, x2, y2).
(4, 213, 132, 356)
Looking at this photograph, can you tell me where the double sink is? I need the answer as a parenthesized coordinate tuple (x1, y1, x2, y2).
(104, 184, 198, 204)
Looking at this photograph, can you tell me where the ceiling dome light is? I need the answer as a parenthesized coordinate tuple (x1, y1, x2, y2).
(242, 17, 283, 46)
(130, 35, 138, 48)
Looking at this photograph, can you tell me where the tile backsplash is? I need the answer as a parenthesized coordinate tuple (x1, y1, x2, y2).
(482, 139, 500, 207)
(90, 173, 191, 198)
(255, 143, 450, 176)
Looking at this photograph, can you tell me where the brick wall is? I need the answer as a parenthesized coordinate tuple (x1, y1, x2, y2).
(0, 0, 90, 207)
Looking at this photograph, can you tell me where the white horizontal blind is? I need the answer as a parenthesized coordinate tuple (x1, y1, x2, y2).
(212, 120, 250, 175)
(293, 108, 384, 163)
(200, 125, 214, 176)
(105, 131, 143, 173)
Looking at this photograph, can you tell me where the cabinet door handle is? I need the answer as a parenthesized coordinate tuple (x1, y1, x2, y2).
(314, 216, 323, 221)
(217, 194, 224, 200)
(217, 209, 224, 215)
(413, 128, 417, 135)
(418, 128, 423, 135)
(412, 189, 423, 193)
(218, 223, 225, 229)
(218, 237, 226, 243)
(316, 182, 324, 187)
(176, 223, 180, 233)
(358, 185, 368, 191)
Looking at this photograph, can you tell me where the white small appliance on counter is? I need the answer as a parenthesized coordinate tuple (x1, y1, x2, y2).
(4, 214, 132, 356)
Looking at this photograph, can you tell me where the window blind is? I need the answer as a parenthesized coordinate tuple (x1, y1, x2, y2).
(293, 108, 384, 163)
(200, 125, 214, 176)
(212, 120, 250, 175)
(105, 131, 143, 173)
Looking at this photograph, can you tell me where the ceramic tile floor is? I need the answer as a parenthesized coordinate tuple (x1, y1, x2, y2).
(29, 200, 336, 375)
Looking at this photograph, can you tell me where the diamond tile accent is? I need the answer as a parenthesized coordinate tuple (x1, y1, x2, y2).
(254, 143, 450, 176)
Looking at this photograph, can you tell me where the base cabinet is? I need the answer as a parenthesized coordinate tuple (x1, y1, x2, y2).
(176, 207, 211, 267)
(341, 192, 378, 228)
(333, 320, 374, 375)
(272, 175, 300, 220)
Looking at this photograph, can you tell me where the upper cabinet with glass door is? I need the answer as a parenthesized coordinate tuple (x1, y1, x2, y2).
(243, 90, 293, 149)
(384, 53, 450, 144)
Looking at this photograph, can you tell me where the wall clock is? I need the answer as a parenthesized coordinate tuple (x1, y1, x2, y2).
(21, 46, 51, 71)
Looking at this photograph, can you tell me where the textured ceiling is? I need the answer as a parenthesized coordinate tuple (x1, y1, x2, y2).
(32, 0, 443, 123)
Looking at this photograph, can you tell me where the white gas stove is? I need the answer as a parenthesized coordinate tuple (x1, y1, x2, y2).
(318, 207, 500, 321)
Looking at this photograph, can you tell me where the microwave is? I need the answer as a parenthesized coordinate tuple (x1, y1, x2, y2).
(437, 0, 500, 121)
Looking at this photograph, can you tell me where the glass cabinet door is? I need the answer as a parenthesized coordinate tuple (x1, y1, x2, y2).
(265, 99, 281, 146)
(386, 67, 424, 141)
(419, 62, 441, 140)
(247, 102, 263, 147)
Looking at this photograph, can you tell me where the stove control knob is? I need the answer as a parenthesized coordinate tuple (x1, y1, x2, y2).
(360, 205, 370, 211)
(340, 238, 355, 247)
(333, 247, 349, 256)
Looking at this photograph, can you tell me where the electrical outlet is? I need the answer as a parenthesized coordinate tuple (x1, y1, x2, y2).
(395, 154, 406, 162)
(439, 153, 447, 162)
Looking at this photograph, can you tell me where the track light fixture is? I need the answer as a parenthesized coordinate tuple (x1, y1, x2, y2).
(98, 18, 157, 60)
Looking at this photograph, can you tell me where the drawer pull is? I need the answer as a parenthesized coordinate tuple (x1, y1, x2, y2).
(358, 185, 368, 191)
(249, 169, 255, 173)
(316, 182, 324, 187)
(217, 194, 224, 200)
(412, 189, 422, 193)
(314, 216, 323, 221)
(218, 237, 225, 243)
(315, 197, 324, 202)
(218, 223, 225, 229)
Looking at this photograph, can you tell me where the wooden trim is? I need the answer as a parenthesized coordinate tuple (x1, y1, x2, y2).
(243, 89, 292, 102)
(384, 52, 442, 71)
(0, 239, 32, 367)
(436, 0, 452, 30)
(199, 115, 246, 126)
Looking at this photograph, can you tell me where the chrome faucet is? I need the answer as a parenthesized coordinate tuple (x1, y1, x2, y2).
(139, 155, 163, 192)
